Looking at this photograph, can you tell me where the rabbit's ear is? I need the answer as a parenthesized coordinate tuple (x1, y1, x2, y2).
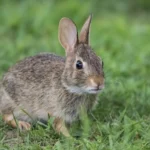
(59, 18, 78, 53)
(79, 15, 92, 44)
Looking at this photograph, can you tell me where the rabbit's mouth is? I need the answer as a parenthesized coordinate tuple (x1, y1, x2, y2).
(87, 85, 104, 94)
(88, 88, 102, 94)
(90, 88, 101, 92)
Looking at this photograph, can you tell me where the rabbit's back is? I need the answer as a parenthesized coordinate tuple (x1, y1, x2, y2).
(4, 53, 65, 84)
(7, 53, 65, 79)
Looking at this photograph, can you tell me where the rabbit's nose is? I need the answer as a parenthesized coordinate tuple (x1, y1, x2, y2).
(92, 75, 104, 85)
(94, 83, 104, 91)
(98, 84, 105, 90)
(87, 75, 104, 87)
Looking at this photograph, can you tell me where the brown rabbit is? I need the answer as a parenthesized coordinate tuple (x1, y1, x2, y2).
(0, 15, 104, 137)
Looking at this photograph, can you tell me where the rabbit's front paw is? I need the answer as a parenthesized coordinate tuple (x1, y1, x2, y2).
(54, 117, 70, 137)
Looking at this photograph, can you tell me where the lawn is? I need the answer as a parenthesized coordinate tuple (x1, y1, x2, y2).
(0, 1, 150, 150)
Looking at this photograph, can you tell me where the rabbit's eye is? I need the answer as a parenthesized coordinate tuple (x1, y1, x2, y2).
(76, 60, 83, 69)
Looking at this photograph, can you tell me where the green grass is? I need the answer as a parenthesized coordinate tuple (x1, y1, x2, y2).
(0, 1, 150, 149)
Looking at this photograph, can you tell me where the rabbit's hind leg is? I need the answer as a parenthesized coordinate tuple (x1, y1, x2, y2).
(3, 114, 31, 130)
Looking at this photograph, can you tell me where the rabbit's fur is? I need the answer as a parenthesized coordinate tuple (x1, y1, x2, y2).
(0, 15, 104, 136)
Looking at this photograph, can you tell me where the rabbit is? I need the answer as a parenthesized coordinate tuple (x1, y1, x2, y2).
(0, 15, 104, 137)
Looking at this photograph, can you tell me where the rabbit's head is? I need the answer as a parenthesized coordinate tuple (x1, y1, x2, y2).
(59, 15, 104, 94)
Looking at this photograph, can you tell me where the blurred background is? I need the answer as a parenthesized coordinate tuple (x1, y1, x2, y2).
(0, 0, 150, 119)
(0, 1, 150, 149)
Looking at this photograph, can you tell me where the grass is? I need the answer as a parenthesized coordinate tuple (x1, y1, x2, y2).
(0, 0, 150, 149)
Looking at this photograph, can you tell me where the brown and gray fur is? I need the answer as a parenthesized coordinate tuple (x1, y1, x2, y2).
(0, 15, 104, 136)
